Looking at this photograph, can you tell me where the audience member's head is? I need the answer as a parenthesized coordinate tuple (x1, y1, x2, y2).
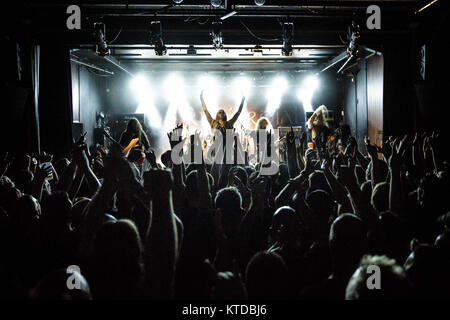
(215, 187, 243, 238)
(371, 182, 389, 213)
(245, 251, 288, 299)
(329, 214, 366, 278)
(346, 255, 411, 299)
(90, 219, 142, 299)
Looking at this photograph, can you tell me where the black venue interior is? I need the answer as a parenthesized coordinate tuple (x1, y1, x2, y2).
(0, 0, 450, 301)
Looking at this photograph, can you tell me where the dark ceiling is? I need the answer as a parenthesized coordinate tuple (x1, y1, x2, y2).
(6, 1, 437, 75)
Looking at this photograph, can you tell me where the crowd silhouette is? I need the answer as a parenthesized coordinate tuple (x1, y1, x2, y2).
(0, 116, 449, 300)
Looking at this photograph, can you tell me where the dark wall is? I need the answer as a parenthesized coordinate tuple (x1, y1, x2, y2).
(0, 40, 39, 156)
(382, 39, 414, 139)
(342, 36, 414, 147)
(412, 4, 450, 145)
(38, 45, 73, 159)
(343, 59, 369, 150)
(76, 64, 108, 146)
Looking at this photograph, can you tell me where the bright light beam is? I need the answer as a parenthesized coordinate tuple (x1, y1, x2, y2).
(303, 75, 320, 92)
(298, 75, 320, 112)
(163, 73, 193, 131)
(231, 76, 252, 135)
(131, 74, 162, 129)
(266, 76, 288, 117)
(298, 88, 313, 112)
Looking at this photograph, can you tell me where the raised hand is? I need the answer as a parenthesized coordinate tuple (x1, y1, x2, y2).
(167, 123, 184, 149)
(35, 162, 53, 182)
(364, 137, 378, 159)
(321, 158, 331, 171)
(38, 151, 53, 164)
(73, 142, 90, 170)
(74, 131, 87, 146)
(389, 138, 401, 173)
(303, 149, 316, 175)
(398, 134, 410, 157)
(250, 175, 269, 197)
(429, 131, 439, 151)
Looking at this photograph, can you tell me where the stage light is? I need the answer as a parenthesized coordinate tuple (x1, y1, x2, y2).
(303, 75, 320, 92)
(130, 75, 150, 94)
(298, 88, 313, 112)
(272, 77, 288, 93)
(232, 76, 252, 99)
(211, 0, 222, 8)
(130, 75, 162, 130)
(298, 75, 319, 112)
(347, 22, 360, 58)
(254, 0, 265, 5)
(164, 73, 184, 94)
(150, 21, 167, 56)
(163, 73, 195, 135)
(93, 22, 109, 56)
(211, 21, 224, 50)
(173, 0, 183, 3)
(198, 74, 219, 105)
(266, 77, 288, 116)
(281, 22, 294, 56)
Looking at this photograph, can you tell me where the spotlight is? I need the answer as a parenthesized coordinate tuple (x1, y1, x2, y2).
(130, 75, 163, 130)
(211, 21, 224, 50)
(93, 22, 109, 56)
(303, 75, 320, 92)
(150, 21, 167, 56)
(211, 0, 222, 8)
(347, 21, 360, 58)
(298, 75, 319, 112)
(232, 76, 252, 100)
(130, 74, 152, 102)
(254, 0, 265, 5)
(281, 22, 294, 56)
(298, 89, 314, 112)
(164, 73, 184, 96)
(198, 74, 219, 112)
(266, 77, 288, 116)
(273, 77, 288, 92)
(173, 0, 183, 3)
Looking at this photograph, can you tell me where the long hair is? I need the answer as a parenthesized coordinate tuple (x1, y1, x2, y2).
(126, 118, 143, 137)
(256, 117, 273, 131)
(125, 118, 150, 149)
(215, 109, 227, 122)
(313, 105, 329, 127)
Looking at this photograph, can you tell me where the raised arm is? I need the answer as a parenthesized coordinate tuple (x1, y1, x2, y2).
(286, 127, 300, 178)
(365, 137, 383, 188)
(229, 96, 245, 125)
(307, 112, 317, 130)
(388, 138, 404, 215)
(337, 164, 379, 231)
(143, 169, 178, 299)
(201, 90, 214, 125)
